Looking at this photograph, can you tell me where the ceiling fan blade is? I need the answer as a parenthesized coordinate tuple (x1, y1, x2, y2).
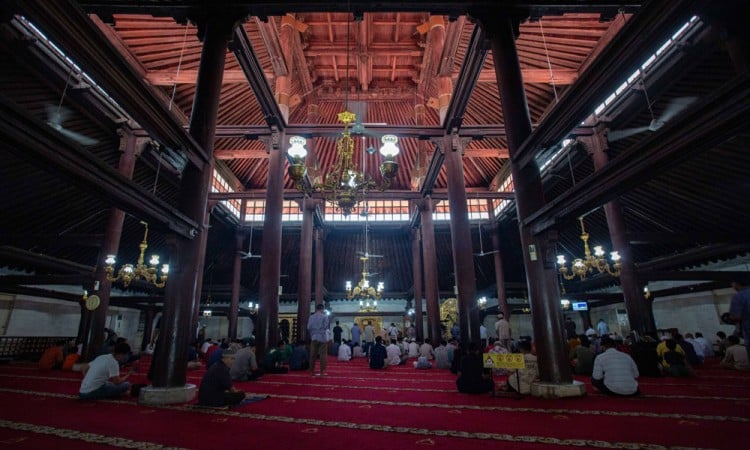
(606, 126, 650, 142)
(658, 96, 697, 124)
(50, 124, 99, 146)
(45, 104, 71, 127)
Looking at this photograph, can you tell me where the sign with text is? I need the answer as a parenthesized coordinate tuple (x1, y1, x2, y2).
(483, 353, 526, 369)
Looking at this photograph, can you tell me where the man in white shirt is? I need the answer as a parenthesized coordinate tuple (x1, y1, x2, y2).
(79, 342, 133, 400)
(479, 324, 488, 348)
(592, 336, 640, 397)
(419, 339, 434, 359)
(495, 313, 511, 350)
(386, 340, 403, 366)
(720, 335, 750, 371)
(338, 340, 352, 361)
(407, 339, 419, 358)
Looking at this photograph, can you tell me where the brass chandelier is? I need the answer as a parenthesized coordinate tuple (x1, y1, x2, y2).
(104, 221, 169, 288)
(556, 217, 621, 281)
(287, 114, 399, 216)
(346, 256, 384, 307)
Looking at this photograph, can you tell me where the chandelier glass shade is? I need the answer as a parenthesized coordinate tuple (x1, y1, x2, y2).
(556, 218, 621, 281)
(287, 111, 399, 216)
(104, 221, 168, 288)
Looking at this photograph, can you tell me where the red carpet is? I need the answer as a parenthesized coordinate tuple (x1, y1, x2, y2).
(0, 356, 748, 449)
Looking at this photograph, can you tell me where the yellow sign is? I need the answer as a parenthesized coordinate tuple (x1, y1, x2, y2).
(483, 353, 526, 369)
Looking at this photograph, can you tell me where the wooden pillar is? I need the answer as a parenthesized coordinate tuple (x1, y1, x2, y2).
(228, 229, 243, 340)
(441, 136, 479, 345)
(256, 130, 285, 359)
(82, 127, 138, 362)
(420, 197, 442, 342)
(483, 15, 572, 384)
(411, 228, 424, 341)
(275, 15, 295, 122)
(491, 223, 509, 318)
(152, 13, 236, 388)
(581, 123, 656, 335)
(190, 203, 214, 335)
(425, 16, 452, 124)
(315, 227, 325, 306)
(297, 197, 315, 341)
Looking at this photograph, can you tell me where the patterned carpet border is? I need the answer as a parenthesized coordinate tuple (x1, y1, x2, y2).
(0, 419, 188, 450)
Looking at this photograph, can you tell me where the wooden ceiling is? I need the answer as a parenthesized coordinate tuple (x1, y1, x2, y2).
(1, 1, 748, 312)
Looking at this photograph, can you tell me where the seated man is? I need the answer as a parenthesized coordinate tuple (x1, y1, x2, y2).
(78, 342, 134, 400)
(569, 335, 594, 376)
(720, 335, 750, 371)
(415, 355, 432, 369)
(456, 342, 493, 394)
(662, 339, 691, 377)
(230, 340, 263, 381)
(369, 336, 387, 369)
(338, 339, 352, 361)
(591, 336, 640, 396)
(262, 341, 289, 373)
(39, 340, 65, 370)
(386, 339, 403, 366)
(289, 341, 310, 371)
(505, 340, 539, 394)
(352, 343, 365, 358)
(198, 349, 246, 407)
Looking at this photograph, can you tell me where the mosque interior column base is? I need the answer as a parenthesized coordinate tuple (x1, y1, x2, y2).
(138, 384, 197, 405)
(530, 380, 586, 399)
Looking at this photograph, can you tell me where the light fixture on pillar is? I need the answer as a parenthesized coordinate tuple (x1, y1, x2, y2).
(643, 286, 652, 299)
(104, 221, 169, 288)
(556, 217, 621, 281)
(286, 14, 398, 216)
(247, 301, 259, 315)
(477, 296, 487, 309)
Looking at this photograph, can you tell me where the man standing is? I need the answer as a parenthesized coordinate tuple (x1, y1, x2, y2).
(333, 321, 343, 344)
(730, 280, 750, 361)
(351, 322, 362, 347)
(495, 313, 511, 350)
(597, 318, 610, 337)
(591, 336, 640, 396)
(363, 321, 376, 356)
(307, 303, 330, 377)
(78, 342, 133, 400)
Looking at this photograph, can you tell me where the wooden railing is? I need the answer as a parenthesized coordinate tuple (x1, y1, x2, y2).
(0, 336, 75, 361)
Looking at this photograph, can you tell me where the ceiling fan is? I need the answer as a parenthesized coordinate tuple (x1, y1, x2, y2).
(607, 81, 696, 142)
(239, 225, 261, 259)
(46, 68, 98, 146)
(473, 222, 499, 257)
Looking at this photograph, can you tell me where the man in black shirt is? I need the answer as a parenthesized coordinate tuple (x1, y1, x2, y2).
(333, 321, 343, 344)
(456, 342, 493, 394)
(198, 349, 246, 407)
(369, 336, 387, 369)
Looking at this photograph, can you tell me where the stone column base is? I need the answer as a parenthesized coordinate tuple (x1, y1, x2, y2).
(138, 384, 197, 405)
(530, 380, 586, 398)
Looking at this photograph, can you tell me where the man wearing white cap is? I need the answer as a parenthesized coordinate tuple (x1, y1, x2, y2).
(495, 312, 512, 350)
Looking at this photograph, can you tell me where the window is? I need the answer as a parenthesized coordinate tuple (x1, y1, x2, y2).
(211, 170, 239, 219)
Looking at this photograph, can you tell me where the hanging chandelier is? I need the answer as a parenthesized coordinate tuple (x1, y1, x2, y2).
(346, 256, 384, 302)
(104, 221, 169, 288)
(287, 115, 399, 216)
(556, 217, 621, 281)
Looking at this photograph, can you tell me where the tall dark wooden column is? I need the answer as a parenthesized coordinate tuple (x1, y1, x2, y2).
(152, 14, 236, 388)
(420, 197, 442, 342)
(441, 136, 479, 345)
(256, 130, 285, 358)
(82, 127, 138, 362)
(581, 123, 655, 335)
(491, 222, 509, 317)
(228, 229, 243, 340)
(411, 228, 424, 340)
(315, 227, 325, 306)
(483, 15, 572, 383)
(297, 197, 315, 341)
